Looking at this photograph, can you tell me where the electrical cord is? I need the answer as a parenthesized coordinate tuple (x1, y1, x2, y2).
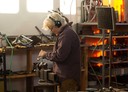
(88, 62, 102, 88)
(91, 37, 103, 54)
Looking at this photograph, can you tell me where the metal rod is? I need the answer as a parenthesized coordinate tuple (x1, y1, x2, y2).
(109, 30, 112, 87)
(102, 29, 105, 88)
(3, 52, 7, 92)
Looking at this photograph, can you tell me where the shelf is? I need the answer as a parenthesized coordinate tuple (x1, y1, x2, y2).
(7, 73, 36, 79)
(81, 35, 128, 38)
(89, 60, 128, 64)
(89, 73, 120, 78)
(78, 22, 97, 26)
(89, 48, 128, 51)
(77, 22, 128, 89)
(89, 67, 128, 77)
(1, 43, 55, 92)
(6, 43, 55, 50)
(78, 22, 128, 26)
(116, 23, 128, 26)
(0, 36, 56, 92)
(0, 73, 36, 79)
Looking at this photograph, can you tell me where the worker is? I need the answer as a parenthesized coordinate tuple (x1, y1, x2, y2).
(37, 11, 81, 92)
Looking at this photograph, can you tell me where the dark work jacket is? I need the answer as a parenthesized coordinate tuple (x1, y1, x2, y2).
(45, 23, 81, 85)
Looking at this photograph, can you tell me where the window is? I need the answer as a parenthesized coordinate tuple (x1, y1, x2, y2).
(0, 0, 19, 14)
(60, 0, 76, 15)
(27, 0, 53, 13)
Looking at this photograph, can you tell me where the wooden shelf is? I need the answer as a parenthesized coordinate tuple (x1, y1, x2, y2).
(0, 73, 36, 79)
(7, 73, 36, 79)
(5, 43, 55, 50)
(1, 43, 55, 92)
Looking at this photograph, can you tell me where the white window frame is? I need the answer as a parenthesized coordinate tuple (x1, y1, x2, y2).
(0, 0, 19, 14)
(27, 0, 53, 13)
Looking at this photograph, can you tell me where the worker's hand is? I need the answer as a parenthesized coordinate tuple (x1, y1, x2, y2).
(37, 50, 47, 61)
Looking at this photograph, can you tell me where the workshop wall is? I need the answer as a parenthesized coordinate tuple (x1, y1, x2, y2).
(0, 0, 79, 36)
(0, 0, 83, 92)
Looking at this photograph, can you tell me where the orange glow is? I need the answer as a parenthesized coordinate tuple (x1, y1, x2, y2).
(92, 52, 102, 57)
(97, 51, 102, 57)
(86, 38, 107, 46)
(92, 26, 101, 35)
(113, 0, 124, 22)
(98, 39, 107, 46)
(96, 51, 102, 57)
(93, 29, 100, 34)
(91, 63, 103, 67)
(92, 51, 106, 57)
(121, 0, 124, 22)
(97, 63, 103, 67)
(91, 39, 107, 46)
(114, 51, 117, 56)
(113, 38, 116, 45)
(106, 30, 110, 34)
(103, 0, 124, 22)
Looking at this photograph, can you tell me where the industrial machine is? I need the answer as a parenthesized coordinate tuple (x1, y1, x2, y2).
(33, 60, 58, 84)
(33, 60, 59, 92)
